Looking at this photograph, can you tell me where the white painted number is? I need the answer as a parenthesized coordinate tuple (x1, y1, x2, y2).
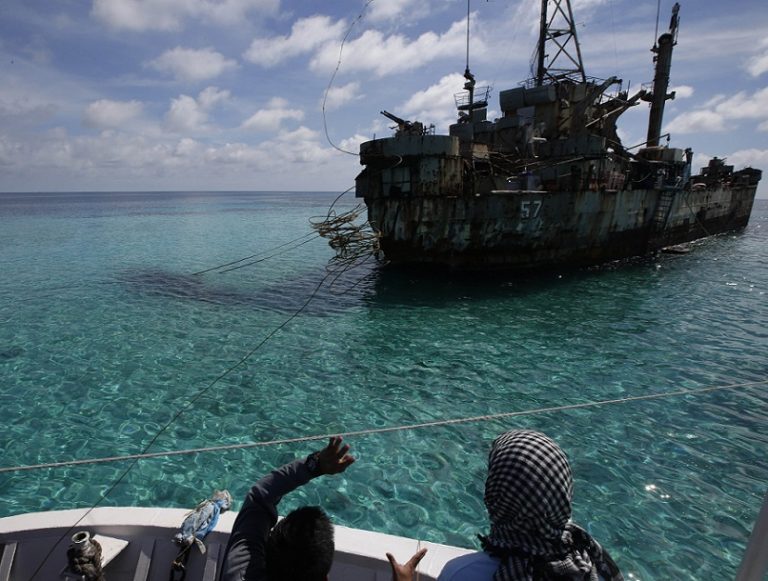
(521, 200, 542, 219)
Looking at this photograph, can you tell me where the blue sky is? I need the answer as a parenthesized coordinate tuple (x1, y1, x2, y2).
(1, 0, 767, 196)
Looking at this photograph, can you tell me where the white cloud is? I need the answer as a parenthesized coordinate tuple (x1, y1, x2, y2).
(91, 0, 279, 31)
(323, 82, 362, 111)
(368, 0, 414, 22)
(203, 142, 270, 168)
(338, 133, 369, 153)
(243, 15, 346, 67)
(205, 126, 334, 167)
(0, 91, 58, 127)
(666, 110, 726, 134)
(195, 0, 279, 25)
(746, 38, 768, 77)
(702, 94, 727, 108)
(671, 85, 694, 99)
(198, 86, 230, 109)
(714, 88, 768, 120)
(167, 95, 207, 132)
(148, 47, 238, 82)
(400, 73, 470, 131)
(665, 87, 768, 134)
(310, 17, 473, 77)
(726, 148, 768, 170)
(402, 74, 464, 116)
(165, 86, 230, 132)
(747, 53, 768, 77)
(241, 97, 304, 132)
(174, 137, 202, 157)
(83, 99, 143, 128)
(270, 126, 334, 163)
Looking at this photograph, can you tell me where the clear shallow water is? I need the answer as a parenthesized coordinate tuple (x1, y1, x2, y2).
(0, 191, 766, 580)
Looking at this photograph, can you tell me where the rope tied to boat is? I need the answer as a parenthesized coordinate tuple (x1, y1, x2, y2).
(2, 379, 766, 475)
(310, 205, 383, 267)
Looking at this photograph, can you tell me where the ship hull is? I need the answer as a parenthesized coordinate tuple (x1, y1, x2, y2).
(364, 185, 757, 270)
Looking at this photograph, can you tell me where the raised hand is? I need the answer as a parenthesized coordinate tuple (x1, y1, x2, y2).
(386, 548, 428, 581)
(316, 436, 355, 475)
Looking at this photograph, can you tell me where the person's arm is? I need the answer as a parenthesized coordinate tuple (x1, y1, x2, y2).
(241, 436, 354, 513)
(386, 548, 428, 581)
(221, 437, 354, 581)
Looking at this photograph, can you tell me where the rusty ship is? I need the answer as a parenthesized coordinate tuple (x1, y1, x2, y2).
(353, 1, 762, 270)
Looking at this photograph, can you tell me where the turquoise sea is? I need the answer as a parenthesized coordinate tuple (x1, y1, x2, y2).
(0, 191, 766, 580)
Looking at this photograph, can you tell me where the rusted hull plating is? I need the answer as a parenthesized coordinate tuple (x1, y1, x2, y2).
(365, 185, 757, 270)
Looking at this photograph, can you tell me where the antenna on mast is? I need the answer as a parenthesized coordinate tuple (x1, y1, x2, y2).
(454, 0, 489, 118)
(465, 0, 471, 71)
(463, 0, 476, 113)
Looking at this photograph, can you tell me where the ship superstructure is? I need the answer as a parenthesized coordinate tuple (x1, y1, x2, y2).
(354, 1, 761, 270)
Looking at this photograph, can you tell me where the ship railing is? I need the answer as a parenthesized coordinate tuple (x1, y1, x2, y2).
(454, 86, 491, 110)
(520, 74, 609, 89)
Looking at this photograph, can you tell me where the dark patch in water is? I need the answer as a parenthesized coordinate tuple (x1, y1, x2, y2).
(0, 346, 24, 360)
(116, 266, 376, 316)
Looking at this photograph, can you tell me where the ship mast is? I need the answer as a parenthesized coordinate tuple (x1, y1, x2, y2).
(645, 3, 680, 147)
(535, 0, 586, 86)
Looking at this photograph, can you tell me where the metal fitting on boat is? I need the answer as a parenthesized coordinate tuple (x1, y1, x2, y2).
(65, 531, 105, 581)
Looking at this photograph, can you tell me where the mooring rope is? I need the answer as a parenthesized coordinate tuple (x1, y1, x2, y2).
(321, 0, 376, 156)
(2, 378, 765, 475)
(190, 231, 320, 276)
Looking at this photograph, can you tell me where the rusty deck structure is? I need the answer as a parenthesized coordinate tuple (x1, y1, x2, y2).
(354, 1, 761, 270)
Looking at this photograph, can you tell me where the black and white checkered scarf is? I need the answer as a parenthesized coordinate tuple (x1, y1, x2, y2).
(480, 430, 624, 581)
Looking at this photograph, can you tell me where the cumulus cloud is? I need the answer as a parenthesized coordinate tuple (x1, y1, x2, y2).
(310, 17, 473, 77)
(400, 73, 472, 131)
(91, 0, 279, 31)
(402, 73, 465, 116)
(726, 148, 768, 170)
(198, 86, 230, 109)
(83, 99, 143, 128)
(241, 97, 304, 132)
(368, 0, 419, 22)
(269, 126, 334, 163)
(338, 133, 369, 153)
(748, 54, 768, 77)
(205, 126, 333, 167)
(243, 15, 346, 67)
(0, 95, 58, 127)
(148, 47, 238, 82)
(323, 82, 362, 111)
(165, 86, 230, 132)
(746, 39, 768, 77)
(671, 85, 694, 99)
(666, 110, 727, 133)
(665, 87, 768, 134)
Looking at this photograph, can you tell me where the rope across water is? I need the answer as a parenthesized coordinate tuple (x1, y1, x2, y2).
(2, 378, 765, 475)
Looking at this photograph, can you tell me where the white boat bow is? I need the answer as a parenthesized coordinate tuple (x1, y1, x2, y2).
(0, 507, 474, 581)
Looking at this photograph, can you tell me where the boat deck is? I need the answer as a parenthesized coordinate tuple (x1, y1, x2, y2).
(0, 507, 473, 581)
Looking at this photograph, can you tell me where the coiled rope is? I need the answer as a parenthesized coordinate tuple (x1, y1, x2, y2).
(2, 378, 765, 475)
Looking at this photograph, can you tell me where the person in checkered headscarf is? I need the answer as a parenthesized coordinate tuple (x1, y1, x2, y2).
(438, 430, 624, 581)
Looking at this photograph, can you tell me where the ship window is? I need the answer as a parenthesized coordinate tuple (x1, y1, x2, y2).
(382, 166, 411, 196)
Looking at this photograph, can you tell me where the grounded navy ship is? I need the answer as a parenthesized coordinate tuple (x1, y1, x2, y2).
(353, 1, 762, 270)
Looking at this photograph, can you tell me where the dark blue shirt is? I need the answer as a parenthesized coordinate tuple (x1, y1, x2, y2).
(220, 458, 314, 581)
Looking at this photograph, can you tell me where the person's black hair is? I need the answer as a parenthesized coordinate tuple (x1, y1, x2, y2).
(265, 506, 334, 581)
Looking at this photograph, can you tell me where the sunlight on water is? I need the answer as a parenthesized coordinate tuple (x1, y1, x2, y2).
(0, 192, 766, 580)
